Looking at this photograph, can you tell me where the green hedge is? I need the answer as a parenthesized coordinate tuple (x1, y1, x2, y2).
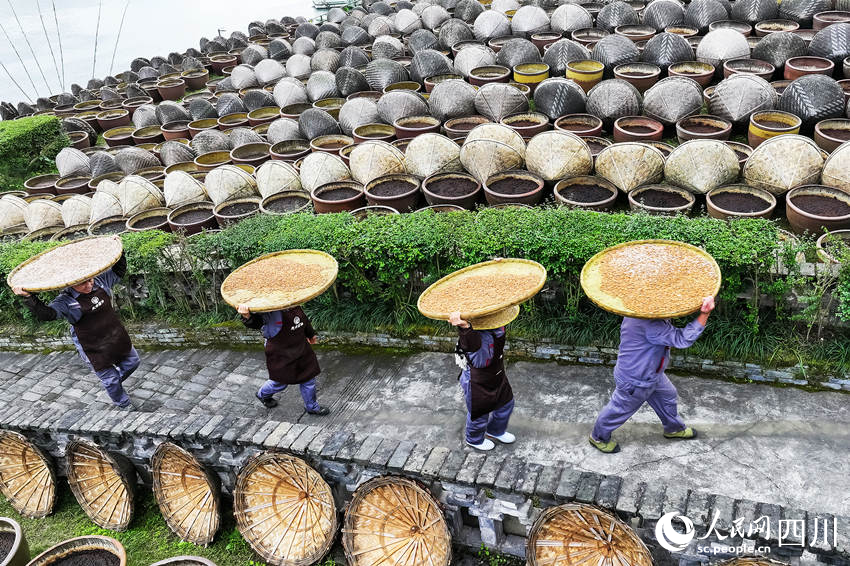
(0, 115, 69, 192)
(3, 208, 849, 372)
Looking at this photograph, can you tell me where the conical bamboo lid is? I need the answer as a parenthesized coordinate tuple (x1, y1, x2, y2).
(528, 504, 653, 566)
(234, 452, 337, 566)
(65, 440, 136, 531)
(0, 430, 57, 518)
(152, 442, 221, 546)
(343, 476, 452, 566)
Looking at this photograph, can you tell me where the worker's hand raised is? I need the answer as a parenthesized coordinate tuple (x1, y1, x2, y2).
(307, 336, 318, 345)
(701, 296, 715, 313)
(12, 286, 30, 297)
(449, 311, 470, 328)
(237, 304, 250, 317)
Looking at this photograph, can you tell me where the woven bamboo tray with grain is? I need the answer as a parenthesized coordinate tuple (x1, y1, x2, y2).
(580, 239, 721, 319)
(220, 249, 339, 313)
(0, 430, 57, 518)
(65, 440, 136, 531)
(152, 442, 221, 546)
(417, 258, 547, 321)
(6, 235, 123, 292)
(528, 503, 653, 566)
(234, 452, 337, 566)
(343, 476, 452, 566)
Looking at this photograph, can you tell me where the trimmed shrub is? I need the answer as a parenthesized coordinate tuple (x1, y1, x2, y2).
(0, 115, 69, 192)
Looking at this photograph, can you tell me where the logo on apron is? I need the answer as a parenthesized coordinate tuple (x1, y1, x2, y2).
(91, 296, 104, 311)
(291, 315, 303, 331)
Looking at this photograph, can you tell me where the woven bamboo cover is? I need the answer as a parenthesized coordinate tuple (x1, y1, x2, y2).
(220, 250, 339, 312)
(528, 504, 653, 566)
(716, 558, 790, 566)
(65, 440, 136, 531)
(581, 240, 721, 319)
(0, 430, 57, 518)
(234, 452, 337, 566)
(6, 236, 123, 292)
(417, 258, 547, 320)
(343, 476, 452, 566)
(152, 442, 221, 546)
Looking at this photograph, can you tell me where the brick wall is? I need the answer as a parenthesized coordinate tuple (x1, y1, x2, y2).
(2, 401, 847, 565)
(1, 322, 848, 392)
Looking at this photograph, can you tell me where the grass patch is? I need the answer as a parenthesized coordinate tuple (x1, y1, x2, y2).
(0, 487, 272, 566)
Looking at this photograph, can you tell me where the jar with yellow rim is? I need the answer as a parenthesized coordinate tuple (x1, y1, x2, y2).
(565, 59, 605, 93)
(748, 110, 802, 148)
(513, 63, 550, 93)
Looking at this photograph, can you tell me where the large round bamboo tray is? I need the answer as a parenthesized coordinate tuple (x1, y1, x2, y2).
(0, 431, 56, 519)
(417, 258, 547, 321)
(25, 535, 126, 566)
(528, 504, 652, 566)
(6, 236, 123, 293)
(342, 476, 452, 566)
(151, 443, 221, 546)
(65, 440, 136, 531)
(233, 452, 337, 566)
(580, 240, 721, 319)
(220, 250, 338, 313)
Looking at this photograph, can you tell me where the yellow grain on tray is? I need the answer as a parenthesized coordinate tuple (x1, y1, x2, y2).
(599, 243, 715, 316)
(8, 237, 123, 291)
(222, 257, 325, 304)
(419, 274, 541, 314)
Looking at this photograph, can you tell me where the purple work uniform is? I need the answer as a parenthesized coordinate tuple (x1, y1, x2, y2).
(457, 326, 514, 445)
(591, 317, 705, 442)
(242, 307, 321, 412)
(20, 253, 139, 408)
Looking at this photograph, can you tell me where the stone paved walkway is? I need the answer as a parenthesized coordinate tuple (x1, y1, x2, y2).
(1, 346, 847, 517)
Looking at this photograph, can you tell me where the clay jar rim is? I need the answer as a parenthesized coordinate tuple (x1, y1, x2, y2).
(271, 140, 311, 157)
(422, 172, 482, 201)
(668, 61, 714, 76)
(613, 116, 664, 139)
(96, 108, 129, 120)
(230, 142, 271, 161)
(785, 56, 834, 73)
(126, 207, 171, 231)
(312, 181, 365, 205)
(750, 110, 802, 133)
(469, 65, 511, 79)
(121, 95, 153, 108)
(213, 197, 261, 219)
(162, 120, 191, 132)
(628, 184, 695, 213)
(754, 19, 799, 34)
(815, 229, 850, 263)
(664, 25, 699, 37)
(706, 184, 777, 217)
(708, 20, 753, 35)
(353, 123, 396, 141)
(613, 62, 661, 79)
(394, 115, 441, 132)
(723, 58, 775, 78)
(786, 185, 850, 222)
(554, 113, 604, 135)
(168, 201, 215, 224)
(565, 59, 604, 75)
(677, 114, 733, 137)
(194, 150, 232, 166)
(814, 119, 850, 146)
(614, 24, 656, 39)
(813, 10, 850, 26)
(364, 174, 421, 201)
(554, 175, 618, 207)
(483, 169, 545, 198)
(310, 135, 355, 151)
(500, 112, 550, 130)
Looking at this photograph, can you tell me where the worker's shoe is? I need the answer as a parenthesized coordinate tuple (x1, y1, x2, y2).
(256, 394, 278, 409)
(664, 427, 698, 440)
(486, 431, 516, 444)
(118, 402, 136, 412)
(466, 438, 495, 451)
(589, 436, 620, 453)
(308, 406, 330, 416)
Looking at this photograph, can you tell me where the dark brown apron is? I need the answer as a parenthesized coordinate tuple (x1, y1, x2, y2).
(265, 307, 320, 385)
(469, 332, 514, 420)
(73, 286, 132, 372)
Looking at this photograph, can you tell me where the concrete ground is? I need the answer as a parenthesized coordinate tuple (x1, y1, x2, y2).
(0, 346, 847, 516)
